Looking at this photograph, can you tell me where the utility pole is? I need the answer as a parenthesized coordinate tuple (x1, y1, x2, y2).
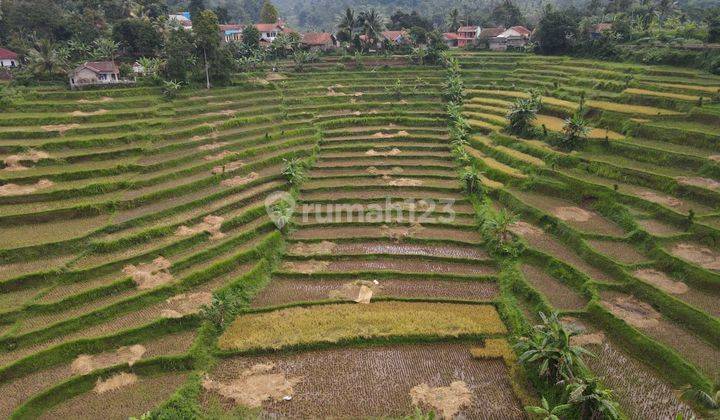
(204, 48, 210, 89)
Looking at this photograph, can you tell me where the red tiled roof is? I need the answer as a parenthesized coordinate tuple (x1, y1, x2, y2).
(301, 32, 334, 46)
(479, 27, 505, 39)
(457, 26, 480, 33)
(0, 48, 18, 60)
(381, 31, 406, 42)
(220, 24, 245, 31)
(79, 61, 119, 74)
(443, 33, 460, 40)
(510, 26, 531, 36)
(255, 23, 281, 32)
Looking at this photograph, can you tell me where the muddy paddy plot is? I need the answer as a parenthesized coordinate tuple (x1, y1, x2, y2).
(251, 278, 499, 307)
(509, 189, 626, 236)
(203, 342, 523, 418)
(280, 258, 497, 276)
(291, 225, 483, 244)
(287, 240, 488, 260)
(37, 371, 189, 420)
(668, 242, 720, 271)
(633, 268, 719, 317)
(0, 330, 195, 418)
(636, 218, 684, 237)
(585, 239, 650, 265)
(600, 290, 720, 378)
(520, 264, 587, 310)
(562, 317, 696, 419)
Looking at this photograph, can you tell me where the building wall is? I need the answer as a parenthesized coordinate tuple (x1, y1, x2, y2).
(0, 58, 17, 67)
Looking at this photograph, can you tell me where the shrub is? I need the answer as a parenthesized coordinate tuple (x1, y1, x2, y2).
(557, 114, 590, 151)
(506, 92, 541, 136)
(460, 166, 484, 196)
(281, 157, 307, 185)
(480, 208, 524, 257)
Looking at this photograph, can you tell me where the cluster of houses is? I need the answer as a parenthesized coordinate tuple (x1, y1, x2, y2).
(443, 25, 532, 50)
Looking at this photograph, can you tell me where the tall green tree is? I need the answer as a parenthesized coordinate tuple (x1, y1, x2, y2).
(242, 25, 261, 50)
(337, 8, 356, 42)
(193, 9, 221, 89)
(491, 0, 526, 27)
(25, 39, 68, 79)
(164, 28, 194, 82)
(188, 0, 205, 22)
(259, 0, 279, 24)
(534, 6, 580, 55)
(706, 7, 720, 43)
(359, 9, 384, 45)
(448, 8, 460, 31)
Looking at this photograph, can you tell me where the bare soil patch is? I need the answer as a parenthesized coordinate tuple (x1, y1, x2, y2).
(221, 172, 259, 187)
(509, 221, 544, 237)
(281, 260, 330, 274)
(176, 215, 225, 240)
(197, 141, 229, 151)
(292, 225, 482, 244)
(203, 343, 524, 418)
(72, 345, 146, 375)
(0, 179, 53, 196)
(204, 150, 235, 161)
(381, 223, 425, 242)
(586, 239, 649, 265)
(287, 241, 336, 256)
(520, 264, 587, 310)
(410, 381, 472, 419)
(202, 363, 300, 408)
(367, 166, 404, 176)
(636, 191, 683, 208)
(122, 256, 173, 290)
(633, 269, 688, 294)
(328, 280, 376, 303)
(70, 109, 108, 117)
(676, 176, 720, 190)
(554, 206, 592, 222)
(161, 292, 213, 318)
(366, 147, 402, 156)
(387, 177, 424, 186)
(77, 96, 113, 104)
(601, 294, 661, 329)
(636, 218, 683, 237)
(3, 150, 50, 171)
(94, 372, 138, 394)
(710, 155, 720, 163)
(41, 123, 80, 135)
(211, 160, 244, 174)
(670, 243, 720, 271)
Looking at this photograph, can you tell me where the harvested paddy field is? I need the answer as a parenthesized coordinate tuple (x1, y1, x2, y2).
(203, 342, 524, 418)
(2, 52, 720, 418)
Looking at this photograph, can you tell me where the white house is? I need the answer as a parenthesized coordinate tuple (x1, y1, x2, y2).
(0, 48, 19, 68)
(169, 12, 192, 30)
(69, 61, 125, 89)
(491, 26, 532, 50)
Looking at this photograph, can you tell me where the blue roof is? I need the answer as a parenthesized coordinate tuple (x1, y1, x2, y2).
(182, 11, 190, 19)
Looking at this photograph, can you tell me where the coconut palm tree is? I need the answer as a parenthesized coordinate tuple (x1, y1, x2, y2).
(506, 92, 541, 136)
(560, 113, 591, 151)
(448, 9, 460, 31)
(516, 312, 593, 385)
(337, 8, 356, 41)
(359, 9, 384, 45)
(25, 40, 68, 79)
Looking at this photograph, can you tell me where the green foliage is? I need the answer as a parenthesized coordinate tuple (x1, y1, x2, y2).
(242, 25, 262, 50)
(164, 29, 195, 83)
(535, 6, 580, 55)
(525, 396, 572, 420)
(681, 382, 720, 409)
(259, 0, 279, 24)
(281, 157, 307, 185)
(480, 208, 524, 258)
(112, 18, 162, 57)
(161, 80, 182, 101)
(201, 288, 250, 330)
(506, 91, 542, 136)
(461, 166, 484, 196)
(558, 113, 590, 151)
(515, 312, 592, 384)
(564, 377, 621, 419)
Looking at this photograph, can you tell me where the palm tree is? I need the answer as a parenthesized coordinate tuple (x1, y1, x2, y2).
(338, 8, 356, 41)
(506, 92, 541, 136)
(655, 0, 678, 27)
(461, 166, 484, 195)
(560, 113, 590, 151)
(359, 9, 384, 45)
(26, 40, 68, 79)
(481, 208, 517, 248)
(516, 312, 593, 385)
(565, 378, 621, 419)
(448, 9, 460, 31)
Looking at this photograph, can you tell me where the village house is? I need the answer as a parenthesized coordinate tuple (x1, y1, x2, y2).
(220, 24, 245, 43)
(300, 32, 338, 51)
(487, 26, 532, 51)
(0, 48, 19, 68)
(381, 31, 410, 46)
(169, 12, 193, 30)
(456, 26, 481, 47)
(590, 23, 613, 39)
(443, 32, 460, 48)
(69, 61, 130, 89)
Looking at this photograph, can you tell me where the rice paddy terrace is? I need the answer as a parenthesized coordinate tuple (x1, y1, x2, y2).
(0, 52, 718, 418)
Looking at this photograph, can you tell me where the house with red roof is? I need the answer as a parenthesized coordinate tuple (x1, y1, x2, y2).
(0, 48, 19, 68)
(381, 31, 410, 45)
(489, 26, 532, 51)
(443, 33, 460, 48)
(301, 32, 338, 51)
(590, 23, 613, 39)
(456, 26, 481, 47)
(69, 61, 126, 89)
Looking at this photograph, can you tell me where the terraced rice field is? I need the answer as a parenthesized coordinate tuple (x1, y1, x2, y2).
(1, 52, 719, 418)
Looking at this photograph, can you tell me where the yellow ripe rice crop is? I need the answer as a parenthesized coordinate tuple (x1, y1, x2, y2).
(218, 301, 507, 351)
(623, 88, 699, 101)
(534, 115, 624, 139)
